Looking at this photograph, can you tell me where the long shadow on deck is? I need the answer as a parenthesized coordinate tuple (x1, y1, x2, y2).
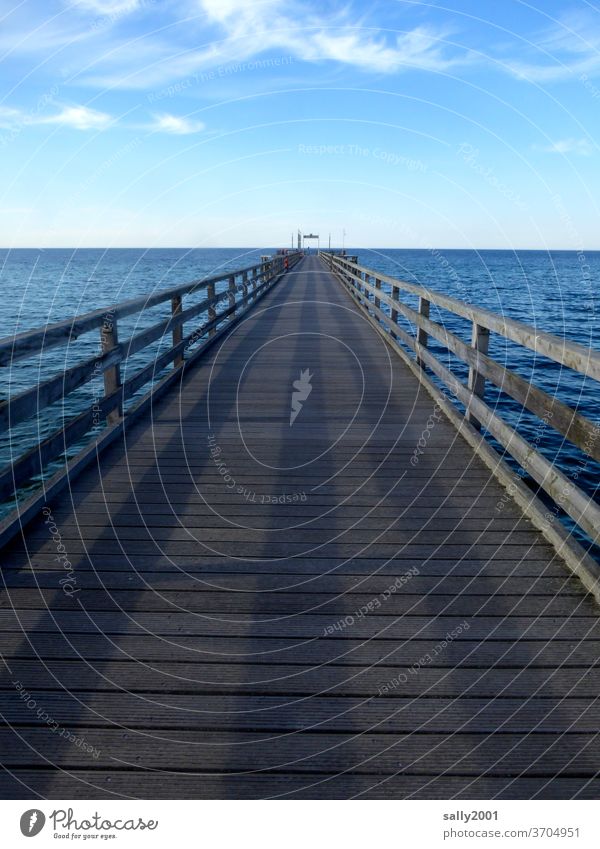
(1, 258, 597, 798)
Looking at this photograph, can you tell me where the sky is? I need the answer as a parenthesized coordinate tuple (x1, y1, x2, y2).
(0, 0, 599, 248)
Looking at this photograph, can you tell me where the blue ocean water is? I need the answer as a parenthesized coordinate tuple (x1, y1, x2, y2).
(1, 247, 598, 552)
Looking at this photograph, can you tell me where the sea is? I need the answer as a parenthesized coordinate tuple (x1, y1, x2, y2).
(1, 247, 598, 551)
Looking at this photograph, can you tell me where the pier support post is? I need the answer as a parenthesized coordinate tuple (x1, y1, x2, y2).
(207, 282, 216, 336)
(416, 297, 430, 368)
(100, 315, 122, 424)
(171, 295, 184, 367)
(467, 322, 490, 430)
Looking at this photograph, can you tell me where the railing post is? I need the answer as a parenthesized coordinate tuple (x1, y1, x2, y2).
(251, 267, 258, 300)
(467, 322, 490, 430)
(241, 270, 248, 303)
(228, 275, 236, 317)
(356, 270, 363, 300)
(391, 285, 400, 339)
(416, 297, 430, 368)
(361, 274, 369, 307)
(171, 294, 184, 367)
(207, 282, 216, 336)
(374, 277, 381, 310)
(100, 313, 121, 424)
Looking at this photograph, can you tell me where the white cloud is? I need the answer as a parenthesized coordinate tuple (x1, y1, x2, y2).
(307, 26, 459, 73)
(0, 106, 24, 129)
(72, 0, 141, 12)
(149, 113, 206, 134)
(40, 105, 112, 129)
(539, 137, 594, 156)
(76, 0, 468, 89)
(0, 103, 112, 131)
(196, 0, 464, 74)
(501, 11, 600, 83)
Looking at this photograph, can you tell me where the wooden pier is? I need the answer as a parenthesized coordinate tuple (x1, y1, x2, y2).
(1, 253, 599, 799)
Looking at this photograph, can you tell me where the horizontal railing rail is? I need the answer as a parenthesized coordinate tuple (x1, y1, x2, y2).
(320, 250, 600, 551)
(0, 251, 303, 507)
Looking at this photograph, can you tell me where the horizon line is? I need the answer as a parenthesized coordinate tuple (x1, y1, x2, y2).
(1, 246, 599, 252)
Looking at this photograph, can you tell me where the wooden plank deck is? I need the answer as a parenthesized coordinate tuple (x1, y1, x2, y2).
(1, 255, 599, 799)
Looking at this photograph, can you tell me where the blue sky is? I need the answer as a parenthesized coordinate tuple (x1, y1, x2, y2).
(0, 0, 599, 248)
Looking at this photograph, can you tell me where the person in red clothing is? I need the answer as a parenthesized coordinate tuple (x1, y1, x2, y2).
(284, 256, 289, 272)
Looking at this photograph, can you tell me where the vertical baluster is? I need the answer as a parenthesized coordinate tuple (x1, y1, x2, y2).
(374, 277, 381, 310)
(171, 295, 183, 367)
(241, 270, 248, 304)
(228, 275, 236, 317)
(416, 297, 430, 368)
(101, 313, 121, 424)
(391, 285, 400, 339)
(207, 282, 216, 336)
(467, 322, 490, 430)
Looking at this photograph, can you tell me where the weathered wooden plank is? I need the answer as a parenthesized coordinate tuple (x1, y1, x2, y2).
(4, 569, 572, 595)
(33, 513, 535, 532)
(16, 541, 554, 560)
(5, 658, 600, 697)
(2, 727, 600, 774)
(0, 632, 595, 666)
(1, 691, 598, 733)
(1, 588, 591, 617)
(2, 552, 568, 576)
(0, 611, 597, 639)
(1, 770, 599, 800)
(21, 526, 544, 546)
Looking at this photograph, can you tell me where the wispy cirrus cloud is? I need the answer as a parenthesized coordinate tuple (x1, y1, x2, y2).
(536, 137, 594, 156)
(71, 0, 142, 12)
(0, 101, 207, 136)
(6, 0, 598, 95)
(41, 104, 112, 129)
(148, 113, 206, 134)
(74, 0, 470, 89)
(500, 11, 600, 82)
(0, 107, 25, 130)
(0, 103, 112, 131)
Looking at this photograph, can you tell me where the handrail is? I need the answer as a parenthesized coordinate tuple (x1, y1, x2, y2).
(0, 259, 272, 365)
(324, 252, 600, 382)
(320, 250, 600, 550)
(0, 251, 303, 504)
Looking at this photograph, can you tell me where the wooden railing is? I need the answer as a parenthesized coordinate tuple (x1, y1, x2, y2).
(0, 251, 303, 518)
(321, 250, 600, 558)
